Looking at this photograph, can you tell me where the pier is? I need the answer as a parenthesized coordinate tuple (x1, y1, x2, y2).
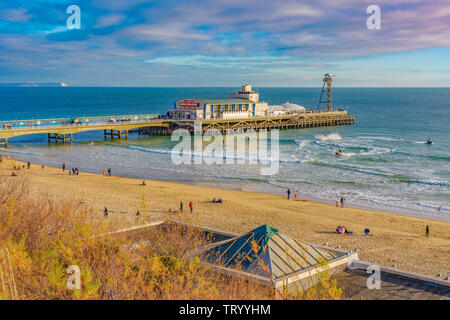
(0, 110, 354, 147)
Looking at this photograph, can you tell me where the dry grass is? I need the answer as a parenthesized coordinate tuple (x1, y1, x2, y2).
(0, 173, 341, 300)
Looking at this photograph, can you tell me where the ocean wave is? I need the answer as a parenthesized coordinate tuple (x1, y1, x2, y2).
(1, 149, 40, 156)
(395, 151, 450, 162)
(294, 139, 308, 151)
(428, 155, 450, 161)
(357, 136, 404, 142)
(414, 202, 450, 212)
(315, 133, 342, 141)
(391, 179, 449, 187)
(109, 143, 305, 164)
(307, 160, 414, 180)
(358, 157, 389, 162)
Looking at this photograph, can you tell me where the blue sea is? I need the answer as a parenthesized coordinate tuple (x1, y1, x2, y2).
(1, 87, 449, 221)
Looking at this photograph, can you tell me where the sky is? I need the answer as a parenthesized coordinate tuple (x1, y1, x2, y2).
(0, 0, 449, 87)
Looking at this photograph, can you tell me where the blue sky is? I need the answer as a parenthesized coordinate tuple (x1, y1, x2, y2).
(0, 0, 449, 86)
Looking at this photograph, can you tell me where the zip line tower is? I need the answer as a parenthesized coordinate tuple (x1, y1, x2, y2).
(317, 73, 334, 111)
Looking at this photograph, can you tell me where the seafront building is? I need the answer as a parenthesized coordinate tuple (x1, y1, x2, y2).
(168, 84, 304, 120)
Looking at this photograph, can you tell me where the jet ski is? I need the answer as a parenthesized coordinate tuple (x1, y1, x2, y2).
(426, 138, 433, 145)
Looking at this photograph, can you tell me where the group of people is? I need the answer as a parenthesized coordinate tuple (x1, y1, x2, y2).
(61, 163, 80, 175)
(102, 168, 112, 176)
(13, 161, 31, 170)
(105, 201, 195, 218)
(286, 189, 300, 200)
(169, 201, 194, 215)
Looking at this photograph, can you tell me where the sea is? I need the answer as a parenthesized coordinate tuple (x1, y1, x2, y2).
(1, 87, 449, 221)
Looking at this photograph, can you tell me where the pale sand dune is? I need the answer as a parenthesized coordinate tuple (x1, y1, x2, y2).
(2, 157, 449, 277)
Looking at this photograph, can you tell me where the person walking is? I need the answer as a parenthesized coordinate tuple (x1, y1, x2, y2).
(340, 196, 345, 208)
(189, 201, 193, 213)
(62, 163, 65, 172)
(27, 161, 30, 169)
(287, 189, 291, 200)
(180, 202, 183, 213)
(104, 207, 109, 218)
(426, 225, 430, 237)
(107, 168, 111, 177)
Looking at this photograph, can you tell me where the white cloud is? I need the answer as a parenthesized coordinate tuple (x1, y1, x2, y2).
(94, 14, 125, 28)
(0, 8, 31, 22)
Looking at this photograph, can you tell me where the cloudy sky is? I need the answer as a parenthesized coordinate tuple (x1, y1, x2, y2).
(0, 0, 449, 86)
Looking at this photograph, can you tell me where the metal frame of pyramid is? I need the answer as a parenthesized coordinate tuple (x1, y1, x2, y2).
(198, 224, 357, 289)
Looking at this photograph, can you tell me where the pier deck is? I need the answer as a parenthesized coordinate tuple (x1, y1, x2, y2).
(0, 110, 354, 147)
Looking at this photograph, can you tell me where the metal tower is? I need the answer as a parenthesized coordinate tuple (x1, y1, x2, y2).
(317, 73, 334, 111)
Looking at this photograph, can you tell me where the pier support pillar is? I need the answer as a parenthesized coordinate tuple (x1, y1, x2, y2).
(47, 133, 73, 144)
(104, 129, 128, 140)
(0, 138, 7, 148)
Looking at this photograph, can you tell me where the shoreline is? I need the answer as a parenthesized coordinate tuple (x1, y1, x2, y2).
(3, 149, 449, 223)
(1, 154, 449, 277)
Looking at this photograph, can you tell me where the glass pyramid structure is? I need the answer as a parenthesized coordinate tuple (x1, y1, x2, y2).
(200, 224, 347, 283)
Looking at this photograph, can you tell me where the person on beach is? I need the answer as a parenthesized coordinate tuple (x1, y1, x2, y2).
(180, 202, 183, 213)
(103, 169, 106, 176)
(62, 163, 65, 172)
(287, 189, 291, 200)
(426, 225, 430, 237)
(107, 168, 111, 177)
(27, 161, 30, 169)
(104, 207, 109, 218)
(189, 201, 193, 213)
(340, 196, 345, 208)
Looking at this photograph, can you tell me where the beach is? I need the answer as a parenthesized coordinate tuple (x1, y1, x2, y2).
(2, 156, 449, 278)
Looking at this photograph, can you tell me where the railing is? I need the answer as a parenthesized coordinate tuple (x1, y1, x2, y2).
(0, 114, 161, 131)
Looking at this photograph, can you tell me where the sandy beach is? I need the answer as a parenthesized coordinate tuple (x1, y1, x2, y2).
(1, 156, 449, 278)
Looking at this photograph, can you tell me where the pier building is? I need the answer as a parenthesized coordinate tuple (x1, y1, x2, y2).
(168, 84, 269, 120)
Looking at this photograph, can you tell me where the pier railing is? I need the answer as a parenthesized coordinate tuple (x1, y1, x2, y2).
(0, 114, 160, 131)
